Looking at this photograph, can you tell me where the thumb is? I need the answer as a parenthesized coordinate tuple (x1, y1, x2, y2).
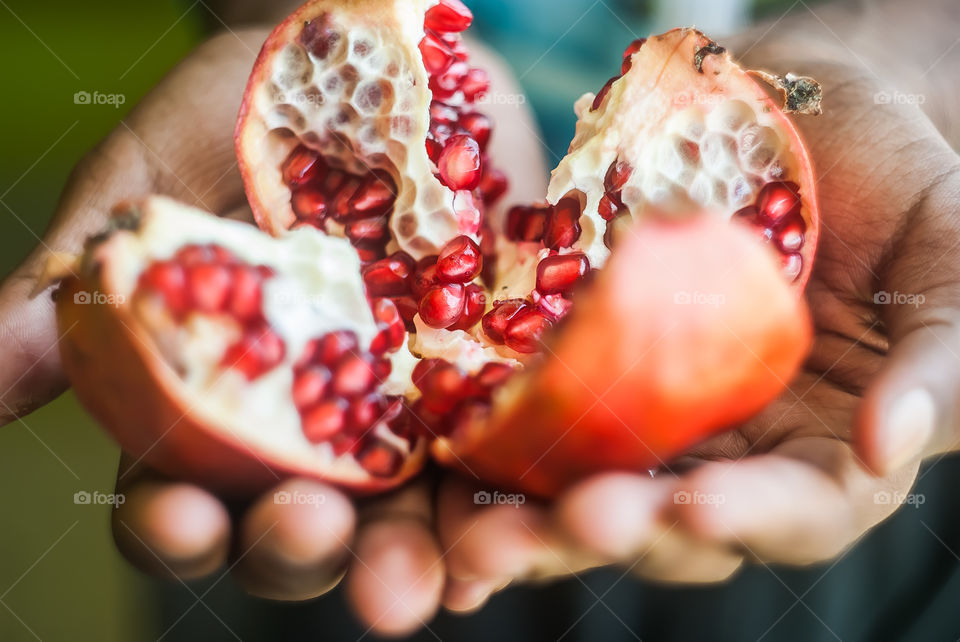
(855, 170, 960, 474)
(0, 30, 266, 426)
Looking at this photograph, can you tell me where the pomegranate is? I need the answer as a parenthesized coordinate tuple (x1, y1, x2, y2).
(56, 3, 822, 497)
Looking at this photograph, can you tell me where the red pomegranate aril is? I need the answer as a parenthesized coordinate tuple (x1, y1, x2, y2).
(424, 0, 473, 33)
(292, 366, 330, 409)
(430, 61, 468, 100)
(430, 101, 460, 125)
(437, 135, 482, 191)
(373, 357, 392, 381)
(362, 254, 414, 297)
(329, 177, 363, 223)
(412, 257, 440, 297)
(598, 194, 621, 221)
(357, 440, 404, 478)
(504, 308, 552, 354)
(458, 112, 491, 150)
(370, 298, 406, 354)
(621, 38, 646, 73)
(475, 362, 515, 389)
(282, 145, 321, 187)
(441, 31, 469, 61)
(356, 246, 386, 263)
(757, 181, 802, 226)
(481, 298, 527, 343)
(332, 355, 377, 397)
(506, 205, 549, 243)
(389, 296, 419, 330)
(544, 197, 582, 250)
(536, 253, 590, 294)
(604, 160, 632, 193)
(419, 283, 466, 329)
(436, 235, 482, 283)
(302, 400, 347, 443)
(346, 217, 390, 248)
(139, 261, 188, 316)
(291, 186, 328, 223)
(187, 263, 232, 313)
(449, 283, 485, 331)
(777, 216, 806, 253)
(345, 394, 383, 433)
(591, 75, 619, 111)
(419, 31, 455, 75)
(227, 265, 263, 322)
(781, 252, 803, 282)
(414, 360, 469, 414)
(347, 173, 396, 220)
(461, 67, 490, 102)
(477, 168, 508, 205)
(223, 327, 286, 380)
(316, 330, 360, 366)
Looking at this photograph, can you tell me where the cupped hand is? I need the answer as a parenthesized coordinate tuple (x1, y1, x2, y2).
(435, 37, 960, 610)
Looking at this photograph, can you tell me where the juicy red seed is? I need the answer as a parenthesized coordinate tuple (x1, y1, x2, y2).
(621, 38, 646, 74)
(534, 291, 574, 321)
(356, 440, 404, 478)
(604, 160, 632, 193)
(412, 358, 442, 388)
(441, 31, 469, 60)
(598, 194, 620, 221)
(429, 60, 468, 99)
(373, 357, 392, 381)
(291, 186, 328, 222)
(757, 181, 802, 226)
(782, 252, 803, 282)
(536, 253, 590, 294)
(458, 112, 492, 151)
(329, 177, 363, 223)
(506, 205, 549, 243)
(448, 283, 486, 331)
(481, 299, 528, 344)
(436, 235, 482, 283)
(316, 330, 360, 366)
(437, 134, 482, 191)
(370, 298, 406, 354)
(292, 366, 330, 409)
(777, 216, 806, 253)
(187, 263, 232, 313)
(544, 197, 583, 250)
(477, 168, 508, 205)
(347, 173, 396, 220)
(389, 296, 420, 331)
(139, 261, 188, 316)
(223, 327, 285, 380)
(362, 254, 415, 296)
(282, 145, 321, 187)
(430, 101, 460, 125)
(302, 400, 347, 443)
(228, 266, 263, 322)
(591, 75, 619, 111)
(332, 355, 377, 397)
(415, 361, 469, 414)
(345, 395, 383, 433)
(412, 258, 440, 297)
(504, 308, 552, 354)
(475, 362, 515, 389)
(346, 217, 390, 248)
(424, 0, 473, 33)
(461, 67, 490, 102)
(419, 283, 466, 329)
(419, 31, 455, 75)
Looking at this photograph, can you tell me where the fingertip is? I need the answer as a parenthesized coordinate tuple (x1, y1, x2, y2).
(442, 578, 502, 614)
(856, 385, 935, 476)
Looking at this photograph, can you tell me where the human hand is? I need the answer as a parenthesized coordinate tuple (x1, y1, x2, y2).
(433, 28, 960, 610)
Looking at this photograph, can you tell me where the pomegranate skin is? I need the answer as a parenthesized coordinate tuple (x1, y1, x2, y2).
(433, 218, 812, 497)
(56, 246, 425, 498)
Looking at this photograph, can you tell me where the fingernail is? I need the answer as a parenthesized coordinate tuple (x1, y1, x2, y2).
(879, 388, 935, 473)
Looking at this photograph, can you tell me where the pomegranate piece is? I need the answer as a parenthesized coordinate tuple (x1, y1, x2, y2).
(347, 173, 396, 220)
(424, 0, 473, 33)
(315, 330, 360, 366)
(536, 253, 590, 294)
(419, 283, 466, 329)
(139, 261, 188, 317)
(293, 366, 331, 409)
(419, 31, 455, 75)
(436, 235, 482, 284)
(437, 134, 482, 191)
(448, 283, 486, 332)
(222, 326, 286, 380)
(282, 145, 321, 187)
(331, 354, 378, 397)
(302, 400, 347, 443)
(362, 253, 414, 297)
(503, 308, 552, 354)
(345, 217, 390, 248)
(544, 197, 582, 250)
(756, 181, 802, 227)
(291, 187, 328, 223)
(506, 205, 550, 243)
(227, 265, 264, 322)
(187, 263, 232, 313)
(481, 299, 527, 344)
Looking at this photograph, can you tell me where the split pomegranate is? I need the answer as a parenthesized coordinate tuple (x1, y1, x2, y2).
(56, 2, 822, 497)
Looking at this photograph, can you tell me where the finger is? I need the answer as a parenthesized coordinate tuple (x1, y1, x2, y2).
(630, 527, 744, 584)
(231, 478, 355, 601)
(441, 577, 505, 613)
(345, 481, 444, 638)
(855, 173, 960, 473)
(673, 437, 916, 565)
(112, 456, 231, 580)
(0, 30, 268, 426)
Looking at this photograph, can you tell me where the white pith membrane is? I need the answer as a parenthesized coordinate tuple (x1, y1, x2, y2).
(93, 197, 419, 480)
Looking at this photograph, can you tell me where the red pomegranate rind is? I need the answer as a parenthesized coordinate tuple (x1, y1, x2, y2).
(433, 218, 812, 497)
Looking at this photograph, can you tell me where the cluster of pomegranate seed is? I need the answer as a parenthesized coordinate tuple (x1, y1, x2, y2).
(293, 329, 409, 476)
(505, 197, 583, 250)
(415, 235, 485, 330)
(409, 358, 513, 437)
(137, 244, 286, 380)
(733, 181, 807, 281)
(592, 38, 646, 112)
(420, 0, 507, 206)
(481, 298, 552, 353)
(599, 159, 634, 249)
(283, 144, 397, 263)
